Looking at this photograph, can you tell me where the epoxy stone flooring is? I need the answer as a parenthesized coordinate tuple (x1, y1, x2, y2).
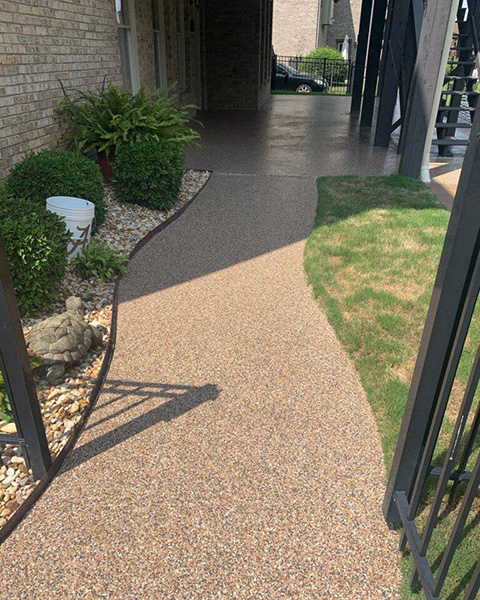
(0, 96, 401, 599)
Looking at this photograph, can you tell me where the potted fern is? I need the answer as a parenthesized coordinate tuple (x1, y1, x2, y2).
(56, 80, 200, 183)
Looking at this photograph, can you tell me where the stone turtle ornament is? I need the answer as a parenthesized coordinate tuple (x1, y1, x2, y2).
(28, 296, 103, 383)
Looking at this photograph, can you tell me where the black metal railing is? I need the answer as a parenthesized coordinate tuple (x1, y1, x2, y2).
(384, 102, 480, 600)
(0, 233, 51, 480)
(272, 55, 353, 95)
(396, 0, 421, 151)
(469, 0, 480, 50)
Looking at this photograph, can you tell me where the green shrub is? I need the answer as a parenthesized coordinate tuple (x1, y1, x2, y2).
(72, 240, 128, 280)
(299, 46, 349, 83)
(56, 79, 200, 158)
(5, 150, 106, 232)
(0, 376, 12, 423)
(0, 196, 71, 315)
(112, 138, 185, 210)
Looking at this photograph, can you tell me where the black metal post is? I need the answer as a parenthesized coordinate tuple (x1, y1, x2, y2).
(0, 232, 51, 479)
(377, 0, 394, 101)
(374, 0, 412, 146)
(383, 92, 480, 525)
(399, 0, 456, 177)
(360, 0, 388, 127)
(463, 558, 480, 600)
(351, 0, 374, 113)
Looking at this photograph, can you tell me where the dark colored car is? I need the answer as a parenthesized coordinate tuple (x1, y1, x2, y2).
(272, 63, 329, 93)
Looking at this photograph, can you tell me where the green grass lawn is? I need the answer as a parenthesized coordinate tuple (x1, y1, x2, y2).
(304, 175, 479, 600)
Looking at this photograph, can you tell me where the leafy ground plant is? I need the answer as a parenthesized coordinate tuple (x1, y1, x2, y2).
(0, 376, 12, 423)
(56, 79, 200, 158)
(304, 175, 479, 600)
(72, 240, 128, 281)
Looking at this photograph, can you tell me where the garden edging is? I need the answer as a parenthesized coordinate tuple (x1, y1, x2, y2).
(0, 171, 211, 545)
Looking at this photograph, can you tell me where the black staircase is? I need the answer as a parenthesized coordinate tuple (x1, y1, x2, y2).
(434, 1, 480, 156)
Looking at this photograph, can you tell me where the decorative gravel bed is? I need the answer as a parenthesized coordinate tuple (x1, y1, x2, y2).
(0, 169, 210, 530)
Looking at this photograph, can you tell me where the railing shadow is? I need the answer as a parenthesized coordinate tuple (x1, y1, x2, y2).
(61, 380, 220, 474)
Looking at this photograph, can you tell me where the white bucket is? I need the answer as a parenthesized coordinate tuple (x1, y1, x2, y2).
(46, 196, 95, 262)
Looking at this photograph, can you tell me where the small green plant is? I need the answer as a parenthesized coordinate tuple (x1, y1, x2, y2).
(0, 355, 43, 422)
(72, 240, 128, 280)
(0, 376, 12, 423)
(112, 137, 185, 210)
(300, 46, 349, 82)
(56, 79, 200, 158)
(0, 196, 71, 315)
(5, 150, 106, 232)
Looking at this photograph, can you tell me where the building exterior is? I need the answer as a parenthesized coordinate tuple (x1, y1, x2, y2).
(272, 0, 320, 56)
(272, 0, 362, 58)
(325, 0, 362, 56)
(0, 0, 274, 179)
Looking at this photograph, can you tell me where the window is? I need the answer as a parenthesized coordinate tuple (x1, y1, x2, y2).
(116, 0, 140, 92)
(175, 0, 186, 91)
(152, 0, 168, 89)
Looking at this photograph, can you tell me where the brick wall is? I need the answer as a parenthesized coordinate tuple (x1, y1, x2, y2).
(0, 0, 197, 180)
(326, 0, 362, 58)
(163, 0, 196, 106)
(135, 0, 157, 90)
(0, 0, 123, 180)
(205, 0, 272, 110)
(272, 0, 319, 56)
(272, 0, 361, 59)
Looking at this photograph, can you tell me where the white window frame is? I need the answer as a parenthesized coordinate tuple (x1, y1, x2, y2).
(116, 0, 141, 93)
(152, 0, 168, 89)
(176, 0, 187, 92)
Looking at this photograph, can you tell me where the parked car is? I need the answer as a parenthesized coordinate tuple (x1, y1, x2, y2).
(272, 63, 329, 93)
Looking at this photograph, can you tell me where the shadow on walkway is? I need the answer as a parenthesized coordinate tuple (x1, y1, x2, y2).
(61, 381, 220, 474)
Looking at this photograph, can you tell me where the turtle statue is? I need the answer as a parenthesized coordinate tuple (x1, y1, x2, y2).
(28, 296, 103, 383)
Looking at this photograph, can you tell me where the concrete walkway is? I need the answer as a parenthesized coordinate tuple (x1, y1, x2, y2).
(0, 97, 401, 599)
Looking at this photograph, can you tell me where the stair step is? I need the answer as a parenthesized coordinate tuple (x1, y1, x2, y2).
(452, 33, 469, 37)
(438, 106, 476, 111)
(450, 46, 473, 51)
(445, 75, 478, 80)
(432, 139, 469, 146)
(447, 60, 475, 65)
(435, 122, 473, 128)
(441, 90, 479, 95)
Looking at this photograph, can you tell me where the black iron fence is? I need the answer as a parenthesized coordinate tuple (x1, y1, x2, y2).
(384, 100, 480, 599)
(272, 55, 353, 95)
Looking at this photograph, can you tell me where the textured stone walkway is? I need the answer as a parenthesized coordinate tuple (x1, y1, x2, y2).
(0, 97, 401, 599)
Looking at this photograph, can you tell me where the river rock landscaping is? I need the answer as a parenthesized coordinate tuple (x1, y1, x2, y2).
(0, 169, 210, 530)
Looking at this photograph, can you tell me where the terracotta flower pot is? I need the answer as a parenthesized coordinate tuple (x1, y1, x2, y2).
(97, 151, 114, 184)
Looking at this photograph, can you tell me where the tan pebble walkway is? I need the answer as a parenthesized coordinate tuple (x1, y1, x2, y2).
(0, 97, 401, 599)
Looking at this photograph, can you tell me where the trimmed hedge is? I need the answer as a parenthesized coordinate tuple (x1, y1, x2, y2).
(0, 194, 70, 315)
(299, 46, 349, 82)
(5, 150, 106, 232)
(112, 138, 185, 210)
